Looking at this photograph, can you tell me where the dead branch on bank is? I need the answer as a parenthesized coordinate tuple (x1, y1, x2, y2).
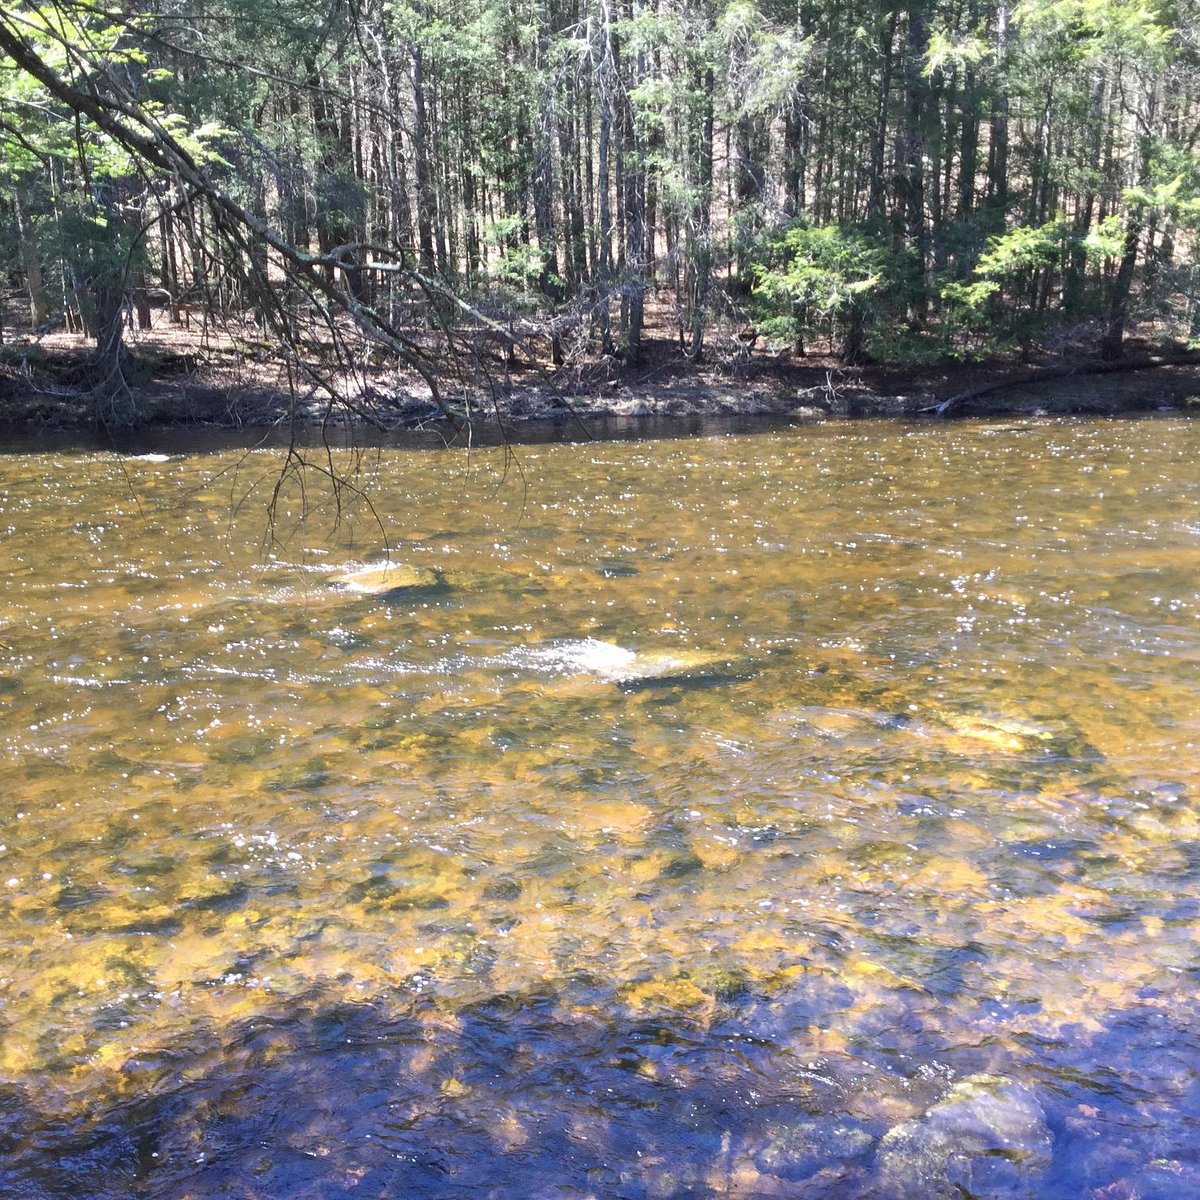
(919, 352, 1200, 417)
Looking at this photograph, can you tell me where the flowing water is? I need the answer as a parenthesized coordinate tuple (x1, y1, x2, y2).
(1, 418, 1198, 1198)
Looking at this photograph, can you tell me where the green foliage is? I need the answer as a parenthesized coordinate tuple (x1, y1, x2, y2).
(3, 0, 1200, 384)
(749, 221, 895, 360)
(1123, 150, 1200, 228)
(924, 29, 991, 76)
(975, 219, 1070, 277)
(932, 212, 1142, 352)
(933, 278, 1003, 359)
(1015, 0, 1172, 64)
(1081, 215, 1128, 262)
(479, 218, 551, 304)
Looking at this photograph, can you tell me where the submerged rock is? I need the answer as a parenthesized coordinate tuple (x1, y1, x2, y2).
(938, 712, 1055, 752)
(329, 562, 444, 596)
(529, 638, 745, 686)
(757, 1116, 874, 1181)
(689, 963, 751, 1001)
(346, 874, 449, 911)
(876, 1074, 1052, 1199)
(616, 648, 741, 685)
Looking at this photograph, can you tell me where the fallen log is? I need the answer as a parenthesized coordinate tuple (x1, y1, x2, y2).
(918, 352, 1200, 417)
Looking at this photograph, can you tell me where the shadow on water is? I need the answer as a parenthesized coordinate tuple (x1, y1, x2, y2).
(0, 412, 811, 457)
(4, 985, 1199, 1200)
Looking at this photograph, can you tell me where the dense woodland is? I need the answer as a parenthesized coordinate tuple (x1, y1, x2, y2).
(1, 0, 1199, 422)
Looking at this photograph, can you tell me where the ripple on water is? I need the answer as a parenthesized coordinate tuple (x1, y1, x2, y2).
(0, 422, 1199, 1197)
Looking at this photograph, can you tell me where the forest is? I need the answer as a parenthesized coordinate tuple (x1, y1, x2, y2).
(1, 0, 1199, 425)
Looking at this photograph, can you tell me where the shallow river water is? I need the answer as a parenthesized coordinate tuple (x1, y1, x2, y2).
(1, 418, 1199, 1198)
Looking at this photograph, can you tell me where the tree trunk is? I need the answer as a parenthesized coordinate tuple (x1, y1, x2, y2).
(900, 2, 929, 313)
(957, 0, 980, 224)
(868, 8, 899, 221)
(596, 0, 615, 352)
(620, 0, 646, 359)
(1101, 115, 1154, 362)
(14, 190, 50, 326)
(411, 43, 437, 273)
(985, 1, 1009, 221)
(560, 97, 587, 287)
(532, 6, 560, 300)
(732, 115, 765, 291)
(782, 105, 806, 219)
(88, 180, 137, 424)
(688, 7, 715, 362)
(1100, 215, 1141, 361)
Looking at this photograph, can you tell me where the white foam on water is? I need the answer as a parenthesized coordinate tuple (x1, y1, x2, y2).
(508, 637, 638, 680)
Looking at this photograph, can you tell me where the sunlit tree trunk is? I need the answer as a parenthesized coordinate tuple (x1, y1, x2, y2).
(13, 190, 49, 326)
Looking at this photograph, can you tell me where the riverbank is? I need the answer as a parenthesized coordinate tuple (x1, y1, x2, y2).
(2, 321, 1198, 434)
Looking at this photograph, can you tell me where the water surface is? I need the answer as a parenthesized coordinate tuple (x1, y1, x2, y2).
(1, 419, 1198, 1198)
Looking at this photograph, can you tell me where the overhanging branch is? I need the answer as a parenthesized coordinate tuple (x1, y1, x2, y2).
(0, 9, 461, 429)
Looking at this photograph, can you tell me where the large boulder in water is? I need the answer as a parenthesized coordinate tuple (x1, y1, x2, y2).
(329, 562, 444, 597)
(876, 1074, 1052, 1199)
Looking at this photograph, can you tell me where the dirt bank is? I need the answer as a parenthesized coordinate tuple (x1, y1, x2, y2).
(2, 323, 1198, 435)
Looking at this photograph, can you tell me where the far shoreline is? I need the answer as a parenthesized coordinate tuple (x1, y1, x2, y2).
(2, 332, 1199, 447)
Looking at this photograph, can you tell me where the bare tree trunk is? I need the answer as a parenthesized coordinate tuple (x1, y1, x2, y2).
(900, 1, 929, 314)
(596, 0, 615, 352)
(1064, 73, 1105, 313)
(532, 0, 560, 300)
(782, 105, 806, 219)
(411, 43, 437, 273)
(688, 57, 714, 360)
(619, 0, 646, 359)
(732, 114, 765, 291)
(13, 189, 50, 326)
(957, 0, 980, 224)
(985, 0, 1009, 221)
(88, 180, 137, 424)
(583, 56, 598, 281)
(560, 95, 587, 287)
(868, 9, 898, 221)
(1102, 83, 1155, 361)
(1101, 213, 1142, 360)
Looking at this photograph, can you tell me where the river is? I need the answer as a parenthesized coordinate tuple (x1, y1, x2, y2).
(1, 417, 1198, 1198)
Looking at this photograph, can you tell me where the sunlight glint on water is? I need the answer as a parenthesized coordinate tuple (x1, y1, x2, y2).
(0, 418, 1198, 1198)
